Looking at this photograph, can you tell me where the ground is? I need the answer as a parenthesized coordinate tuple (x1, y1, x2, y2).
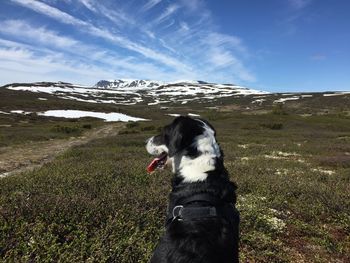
(0, 91, 349, 262)
(0, 123, 124, 178)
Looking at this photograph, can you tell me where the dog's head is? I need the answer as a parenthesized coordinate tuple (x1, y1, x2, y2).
(146, 116, 223, 183)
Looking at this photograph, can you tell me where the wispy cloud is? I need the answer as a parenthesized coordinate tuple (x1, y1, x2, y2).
(179, 0, 204, 13)
(288, 0, 312, 9)
(10, 0, 191, 72)
(206, 32, 247, 54)
(179, 21, 190, 33)
(280, 0, 313, 36)
(154, 4, 180, 24)
(206, 48, 255, 82)
(77, 0, 136, 28)
(0, 37, 193, 85)
(5, 0, 256, 84)
(11, 0, 87, 26)
(200, 32, 254, 82)
(77, 0, 97, 12)
(0, 46, 114, 84)
(142, 0, 162, 12)
(0, 20, 78, 48)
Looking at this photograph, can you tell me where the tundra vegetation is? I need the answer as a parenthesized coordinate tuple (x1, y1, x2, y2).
(0, 89, 349, 262)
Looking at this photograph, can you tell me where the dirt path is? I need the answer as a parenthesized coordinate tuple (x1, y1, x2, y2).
(0, 123, 124, 178)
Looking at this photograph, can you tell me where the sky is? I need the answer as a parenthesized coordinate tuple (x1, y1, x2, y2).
(0, 0, 349, 92)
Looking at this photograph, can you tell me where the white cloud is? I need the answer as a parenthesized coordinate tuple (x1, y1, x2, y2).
(0, 37, 193, 85)
(77, 0, 136, 28)
(198, 33, 254, 82)
(0, 20, 78, 48)
(179, 0, 203, 13)
(0, 47, 114, 85)
(10, 0, 191, 72)
(179, 21, 190, 32)
(206, 47, 255, 82)
(154, 4, 180, 24)
(142, 0, 162, 12)
(207, 32, 247, 54)
(6, 0, 257, 85)
(11, 0, 87, 26)
(78, 0, 97, 12)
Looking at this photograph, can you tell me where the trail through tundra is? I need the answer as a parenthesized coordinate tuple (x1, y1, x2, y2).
(0, 123, 124, 178)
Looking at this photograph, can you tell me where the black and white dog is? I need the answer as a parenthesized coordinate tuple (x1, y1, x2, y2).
(146, 116, 239, 263)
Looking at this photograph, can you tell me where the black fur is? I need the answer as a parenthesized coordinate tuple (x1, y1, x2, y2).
(148, 116, 239, 263)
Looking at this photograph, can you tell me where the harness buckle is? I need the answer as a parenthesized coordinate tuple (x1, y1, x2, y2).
(172, 205, 184, 219)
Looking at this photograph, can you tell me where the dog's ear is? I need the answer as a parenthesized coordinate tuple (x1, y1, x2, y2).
(165, 117, 204, 157)
(163, 120, 184, 157)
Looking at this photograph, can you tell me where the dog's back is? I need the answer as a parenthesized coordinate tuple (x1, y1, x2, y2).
(151, 175, 239, 263)
(151, 214, 239, 263)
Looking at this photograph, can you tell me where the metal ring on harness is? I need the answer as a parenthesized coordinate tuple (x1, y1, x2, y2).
(172, 205, 184, 219)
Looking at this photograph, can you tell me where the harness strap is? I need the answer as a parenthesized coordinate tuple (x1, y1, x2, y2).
(178, 193, 221, 206)
(167, 193, 238, 226)
(172, 205, 218, 220)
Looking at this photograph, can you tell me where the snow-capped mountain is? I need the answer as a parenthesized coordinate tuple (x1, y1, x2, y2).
(3, 80, 349, 107)
(2, 80, 269, 105)
(94, 79, 163, 90)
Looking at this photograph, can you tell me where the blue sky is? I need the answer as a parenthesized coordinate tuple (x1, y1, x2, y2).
(0, 0, 349, 92)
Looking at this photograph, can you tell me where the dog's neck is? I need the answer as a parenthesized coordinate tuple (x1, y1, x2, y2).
(170, 167, 235, 204)
(172, 154, 216, 183)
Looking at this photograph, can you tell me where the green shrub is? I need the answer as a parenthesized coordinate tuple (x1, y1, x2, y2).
(241, 123, 260, 130)
(260, 123, 283, 130)
(126, 122, 140, 129)
(82, 124, 92, 129)
(140, 125, 156, 131)
(272, 104, 288, 115)
(317, 155, 350, 168)
(119, 129, 139, 135)
(51, 125, 81, 134)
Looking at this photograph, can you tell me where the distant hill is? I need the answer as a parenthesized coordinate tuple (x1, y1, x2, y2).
(2, 80, 269, 106)
(1, 80, 349, 111)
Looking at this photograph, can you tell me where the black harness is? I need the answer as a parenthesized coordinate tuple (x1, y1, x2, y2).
(166, 193, 239, 226)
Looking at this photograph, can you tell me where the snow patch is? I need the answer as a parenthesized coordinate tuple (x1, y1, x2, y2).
(251, 99, 266, 104)
(273, 97, 300, 103)
(188, 113, 200, 117)
(37, 110, 147, 122)
(323, 92, 350, 97)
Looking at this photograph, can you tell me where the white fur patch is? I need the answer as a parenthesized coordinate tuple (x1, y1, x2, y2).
(146, 136, 168, 155)
(179, 120, 221, 183)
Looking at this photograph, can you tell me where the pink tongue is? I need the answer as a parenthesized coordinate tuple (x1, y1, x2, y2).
(147, 153, 167, 173)
(147, 158, 160, 173)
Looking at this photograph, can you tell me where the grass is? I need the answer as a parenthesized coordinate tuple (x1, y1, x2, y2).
(0, 113, 104, 147)
(0, 108, 350, 262)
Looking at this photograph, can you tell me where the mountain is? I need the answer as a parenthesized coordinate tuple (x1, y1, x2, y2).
(94, 79, 163, 89)
(1, 80, 350, 110)
(2, 80, 269, 106)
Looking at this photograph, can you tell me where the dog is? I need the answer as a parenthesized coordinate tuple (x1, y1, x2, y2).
(146, 116, 239, 263)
